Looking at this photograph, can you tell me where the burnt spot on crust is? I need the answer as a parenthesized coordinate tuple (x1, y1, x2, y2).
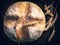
(21, 26, 30, 40)
(26, 15, 44, 22)
(4, 15, 19, 21)
(16, 26, 30, 41)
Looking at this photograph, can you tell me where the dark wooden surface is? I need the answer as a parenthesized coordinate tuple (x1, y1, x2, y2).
(0, 0, 60, 45)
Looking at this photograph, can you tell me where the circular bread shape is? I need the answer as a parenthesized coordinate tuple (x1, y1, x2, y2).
(4, 1, 46, 42)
